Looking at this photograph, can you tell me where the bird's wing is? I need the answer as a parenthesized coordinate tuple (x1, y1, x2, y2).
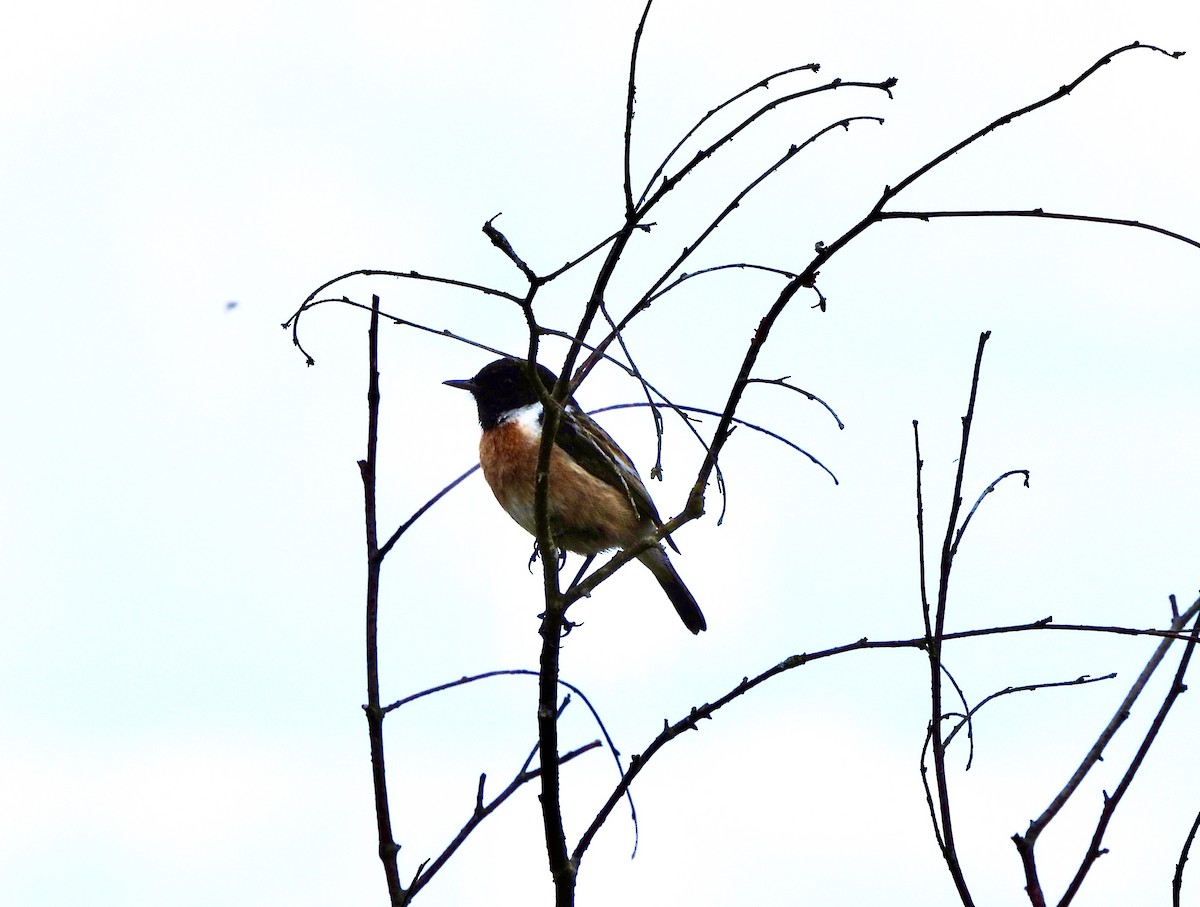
(554, 409, 664, 527)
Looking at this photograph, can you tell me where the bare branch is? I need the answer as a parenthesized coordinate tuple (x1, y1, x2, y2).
(483, 214, 540, 285)
(405, 733, 601, 903)
(379, 465, 479, 560)
(357, 294, 404, 902)
(571, 610, 1197, 873)
(645, 262, 800, 305)
(1059, 607, 1200, 905)
(1174, 805, 1200, 907)
(888, 43, 1183, 200)
(284, 271, 522, 366)
(1013, 597, 1200, 906)
(623, 0, 655, 217)
(943, 673, 1118, 754)
(636, 80, 896, 217)
(637, 62, 822, 207)
(743, 375, 845, 430)
(950, 469, 1031, 561)
(881, 208, 1200, 252)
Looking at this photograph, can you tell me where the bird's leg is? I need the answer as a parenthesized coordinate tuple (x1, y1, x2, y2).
(567, 554, 596, 593)
(527, 540, 568, 573)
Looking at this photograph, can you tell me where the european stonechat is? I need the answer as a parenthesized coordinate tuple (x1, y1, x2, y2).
(444, 357, 706, 634)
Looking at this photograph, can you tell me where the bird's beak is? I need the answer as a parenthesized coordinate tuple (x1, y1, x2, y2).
(442, 378, 476, 392)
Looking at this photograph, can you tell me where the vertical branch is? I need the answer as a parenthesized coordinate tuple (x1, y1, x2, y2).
(913, 420, 931, 639)
(927, 331, 991, 907)
(537, 599, 574, 906)
(358, 294, 403, 903)
(623, 0, 654, 219)
(528, 373, 575, 905)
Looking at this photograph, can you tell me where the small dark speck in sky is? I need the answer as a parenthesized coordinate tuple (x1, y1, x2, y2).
(225, 300, 239, 311)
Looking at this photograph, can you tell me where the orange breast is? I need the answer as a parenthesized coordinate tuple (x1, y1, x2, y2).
(479, 419, 647, 554)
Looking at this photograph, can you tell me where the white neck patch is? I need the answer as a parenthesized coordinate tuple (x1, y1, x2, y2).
(497, 402, 543, 431)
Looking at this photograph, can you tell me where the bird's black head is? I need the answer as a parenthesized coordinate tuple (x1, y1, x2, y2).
(444, 358, 577, 430)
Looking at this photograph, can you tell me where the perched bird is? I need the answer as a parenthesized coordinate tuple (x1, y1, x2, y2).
(444, 357, 706, 634)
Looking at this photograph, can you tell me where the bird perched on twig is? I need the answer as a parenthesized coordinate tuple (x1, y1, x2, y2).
(444, 357, 706, 634)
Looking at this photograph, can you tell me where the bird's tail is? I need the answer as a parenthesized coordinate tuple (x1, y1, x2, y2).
(637, 545, 707, 634)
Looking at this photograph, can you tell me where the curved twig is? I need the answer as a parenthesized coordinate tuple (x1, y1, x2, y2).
(635, 79, 897, 217)
(950, 469, 1031, 560)
(590, 402, 839, 486)
(637, 62, 822, 207)
(943, 673, 1118, 756)
(743, 376, 845, 430)
(284, 271, 521, 365)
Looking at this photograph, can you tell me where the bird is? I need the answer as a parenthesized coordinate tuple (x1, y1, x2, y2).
(444, 357, 706, 634)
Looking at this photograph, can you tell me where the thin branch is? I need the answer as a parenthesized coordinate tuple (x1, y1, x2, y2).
(914, 421, 932, 639)
(383, 668, 642, 856)
(357, 295, 403, 903)
(637, 62, 822, 207)
(483, 214, 540, 285)
(608, 116, 886, 364)
(743, 376, 845, 430)
(588, 401, 839, 486)
(950, 469, 1031, 561)
(943, 674, 1118, 754)
(406, 734, 601, 902)
(571, 611, 1198, 871)
(594, 301, 667, 479)
(880, 208, 1200, 252)
(285, 294, 515, 367)
(925, 331, 991, 907)
(939, 663, 975, 770)
(1056, 608, 1200, 907)
(541, 228, 627, 283)
(1174, 805, 1200, 907)
(529, 361, 576, 905)
(1012, 597, 1200, 906)
(284, 271, 521, 365)
(379, 465, 479, 559)
(635, 78, 897, 218)
(624, 0, 654, 218)
(645, 262, 800, 304)
(888, 43, 1183, 199)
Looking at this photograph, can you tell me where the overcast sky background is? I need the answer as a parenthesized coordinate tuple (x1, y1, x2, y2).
(3, 1, 1199, 905)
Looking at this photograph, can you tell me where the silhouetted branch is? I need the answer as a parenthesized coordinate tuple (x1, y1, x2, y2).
(637, 62, 821, 207)
(1174, 805, 1200, 907)
(889, 42, 1183, 200)
(951, 469, 1031, 560)
(943, 673, 1118, 758)
(379, 465, 479, 560)
(880, 208, 1200, 251)
(357, 294, 404, 903)
(404, 701, 601, 904)
(1013, 596, 1200, 907)
(483, 214, 540, 285)
(635, 80, 896, 216)
(284, 272, 521, 365)
(645, 262, 800, 304)
(569, 608, 1197, 874)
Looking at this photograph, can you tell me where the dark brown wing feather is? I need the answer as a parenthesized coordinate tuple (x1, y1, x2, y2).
(553, 409, 663, 527)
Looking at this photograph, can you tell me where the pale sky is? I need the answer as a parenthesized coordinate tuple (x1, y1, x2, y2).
(3, 1, 1199, 905)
